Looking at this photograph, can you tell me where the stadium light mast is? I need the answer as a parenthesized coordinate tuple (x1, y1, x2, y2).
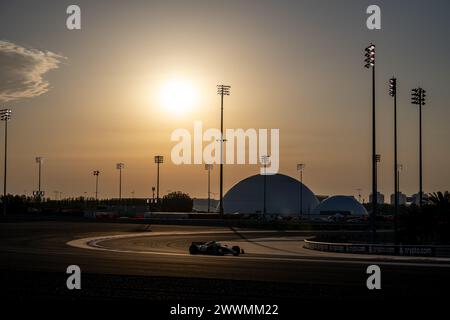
(297, 163, 305, 219)
(356, 188, 362, 203)
(93, 170, 100, 200)
(411, 87, 426, 208)
(365, 43, 377, 243)
(116, 163, 124, 200)
(35, 157, 44, 201)
(395, 163, 404, 243)
(261, 155, 270, 219)
(0, 109, 11, 216)
(389, 77, 399, 243)
(217, 84, 230, 216)
(205, 164, 213, 213)
(151, 186, 155, 204)
(154, 155, 164, 204)
(397, 164, 403, 196)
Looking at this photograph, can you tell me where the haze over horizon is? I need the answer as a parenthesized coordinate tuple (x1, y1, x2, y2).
(1, 0, 450, 201)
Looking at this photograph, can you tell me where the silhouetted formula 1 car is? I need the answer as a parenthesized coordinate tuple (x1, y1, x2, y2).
(189, 241, 242, 256)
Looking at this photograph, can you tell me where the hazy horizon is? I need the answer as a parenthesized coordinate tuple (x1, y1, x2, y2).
(1, 0, 450, 201)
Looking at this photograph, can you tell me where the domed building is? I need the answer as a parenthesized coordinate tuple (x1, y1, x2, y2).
(223, 173, 319, 215)
(312, 195, 368, 216)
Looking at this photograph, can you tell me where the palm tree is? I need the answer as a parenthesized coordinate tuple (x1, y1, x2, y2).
(428, 191, 450, 208)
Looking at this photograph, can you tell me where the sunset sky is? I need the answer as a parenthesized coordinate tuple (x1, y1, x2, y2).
(1, 0, 449, 201)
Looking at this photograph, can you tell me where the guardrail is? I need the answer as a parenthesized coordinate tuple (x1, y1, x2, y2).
(303, 239, 450, 257)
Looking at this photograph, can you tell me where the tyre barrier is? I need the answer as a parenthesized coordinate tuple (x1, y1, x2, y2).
(303, 239, 445, 257)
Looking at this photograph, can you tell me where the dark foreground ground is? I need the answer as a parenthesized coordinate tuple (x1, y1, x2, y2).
(0, 220, 449, 304)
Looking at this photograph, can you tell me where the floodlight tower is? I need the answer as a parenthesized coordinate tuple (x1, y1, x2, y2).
(356, 188, 362, 203)
(395, 163, 404, 242)
(397, 164, 403, 196)
(151, 186, 155, 204)
(297, 163, 305, 219)
(217, 84, 230, 216)
(116, 163, 124, 200)
(0, 109, 11, 216)
(411, 87, 426, 208)
(389, 77, 399, 241)
(93, 170, 100, 200)
(154, 155, 164, 204)
(205, 164, 213, 213)
(364, 43, 377, 242)
(35, 157, 44, 198)
(261, 155, 270, 218)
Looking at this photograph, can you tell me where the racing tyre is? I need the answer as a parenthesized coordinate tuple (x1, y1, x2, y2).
(189, 244, 199, 254)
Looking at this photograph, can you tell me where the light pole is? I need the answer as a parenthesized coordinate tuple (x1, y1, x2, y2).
(374, 154, 381, 200)
(217, 84, 230, 216)
(205, 164, 213, 213)
(261, 155, 270, 218)
(0, 109, 11, 216)
(389, 77, 398, 242)
(151, 186, 155, 204)
(35, 157, 44, 201)
(93, 170, 100, 200)
(395, 163, 404, 244)
(297, 163, 305, 219)
(411, 87, 426, 208)
(116, 163, 124, 200)
(397, 164, 403, 197)
(365, 43, 377, 243)
(356, 188, 362, 203)
(154, 156, 164, 204)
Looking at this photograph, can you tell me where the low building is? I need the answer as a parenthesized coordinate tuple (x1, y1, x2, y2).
(193, 198, 219, 212)
(390, 192, 407, 205)
(312, 195, 368, 217)
(369, 192, 385, 204)
(223, 173, 319, 215)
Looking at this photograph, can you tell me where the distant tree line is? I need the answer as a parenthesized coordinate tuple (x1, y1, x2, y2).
(2, 190, 449, 244)
(0, 191, 194, 214)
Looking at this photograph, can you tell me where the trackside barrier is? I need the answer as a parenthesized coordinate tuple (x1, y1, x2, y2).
(303, 239, 441, 257)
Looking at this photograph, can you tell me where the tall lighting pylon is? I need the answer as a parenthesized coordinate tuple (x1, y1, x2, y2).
(205, 164, 213, 213)
(411, 87, 426, 208)
(297, 163, 305, 219)
(0, 109, 11, 216)
(389, 77, 398, 243)
(217, 84, 230, 216)
(261, 155, 270, 219)
(93, 170, 100, 201)
(154, 155, 164, 204)
(116, 163, 124, 200)
(365, 43, 377, 243)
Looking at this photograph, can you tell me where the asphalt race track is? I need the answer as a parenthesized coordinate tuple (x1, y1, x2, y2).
(1, 220, 449, 301)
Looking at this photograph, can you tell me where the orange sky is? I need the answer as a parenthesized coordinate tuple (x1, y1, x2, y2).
(1, 0, 450, 200)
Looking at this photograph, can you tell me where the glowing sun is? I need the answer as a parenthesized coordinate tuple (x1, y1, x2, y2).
(160, 79, 198, 114)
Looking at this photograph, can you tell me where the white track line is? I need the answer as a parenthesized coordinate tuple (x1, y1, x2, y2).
(66, 230, 450, 268)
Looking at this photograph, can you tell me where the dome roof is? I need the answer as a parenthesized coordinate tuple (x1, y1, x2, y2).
(223, 173, 319, 215)
(312, 195, 368, 216)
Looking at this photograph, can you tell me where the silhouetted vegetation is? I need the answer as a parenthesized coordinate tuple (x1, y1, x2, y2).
(0, 194, 148, 215)
(161, 191, 193, 212)
(2, 191, 450, 244)
(397, 191, 450, 244)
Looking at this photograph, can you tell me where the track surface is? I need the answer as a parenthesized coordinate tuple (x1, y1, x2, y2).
(1, 221, 449, 300)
